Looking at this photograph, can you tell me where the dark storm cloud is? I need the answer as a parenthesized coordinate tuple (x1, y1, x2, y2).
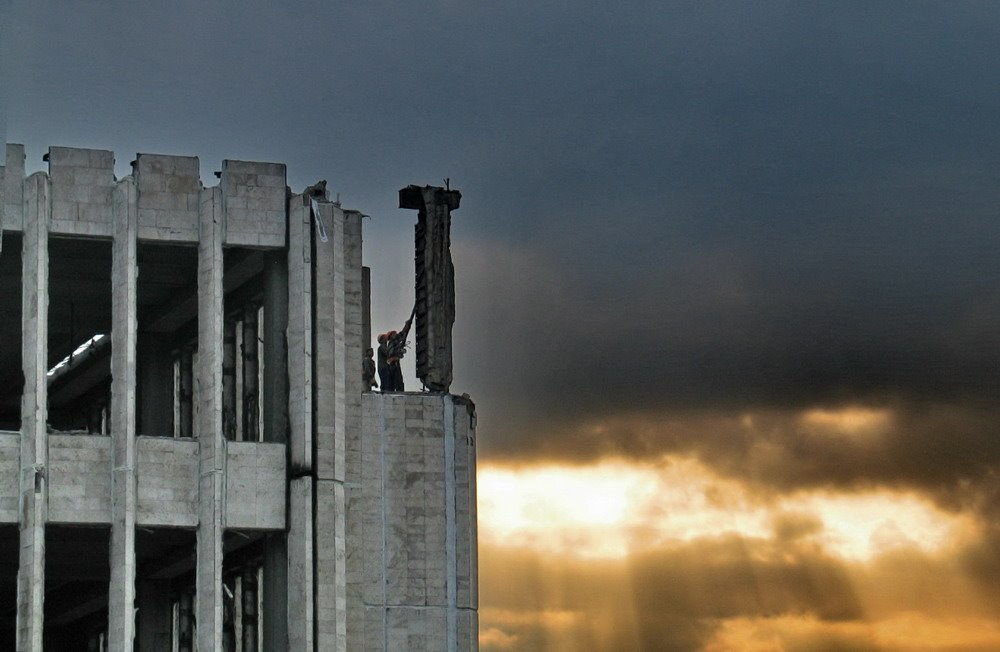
(448, 2, 1000, 467)
(5, 2, 1000, 469)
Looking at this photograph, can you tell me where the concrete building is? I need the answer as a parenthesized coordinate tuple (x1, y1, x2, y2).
(0, 143, 478, 650)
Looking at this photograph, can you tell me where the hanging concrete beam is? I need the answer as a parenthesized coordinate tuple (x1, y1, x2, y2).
(398, 185, 461, 393)
(17, 172, 49, 651)
(196, 185, 226, 651)
(108, 176, 139, 650)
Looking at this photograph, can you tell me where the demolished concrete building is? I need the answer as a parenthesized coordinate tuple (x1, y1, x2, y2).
(0, 143, 478, 651)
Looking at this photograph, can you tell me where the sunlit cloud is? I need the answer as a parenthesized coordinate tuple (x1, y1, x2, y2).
(798, 406, 892, 438)
(479, 457, 766, 558)
(705, 613, 1000, 651)
(478, 455, 975, 561)
(790, 492, 976, 561)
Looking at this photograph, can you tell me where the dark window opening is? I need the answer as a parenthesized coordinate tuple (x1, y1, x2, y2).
(136, 243, 198, 438)
(0, 235, 23, 431)
(47, 238, 112, 435)
(44, 525, 111, 651)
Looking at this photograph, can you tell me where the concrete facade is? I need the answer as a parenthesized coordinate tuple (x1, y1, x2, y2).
(0, 143, 477, 650)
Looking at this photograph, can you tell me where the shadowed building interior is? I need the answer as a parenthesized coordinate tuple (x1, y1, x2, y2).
(0, 144, 478, 650)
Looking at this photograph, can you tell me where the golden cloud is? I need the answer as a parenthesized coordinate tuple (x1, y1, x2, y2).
(478, 455, 976, 561)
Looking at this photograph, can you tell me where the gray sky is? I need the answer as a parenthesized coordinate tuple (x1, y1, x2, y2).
(4, 0, 1000, 472)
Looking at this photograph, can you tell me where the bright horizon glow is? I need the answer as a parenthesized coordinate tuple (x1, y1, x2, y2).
(478, 455, 973, 561)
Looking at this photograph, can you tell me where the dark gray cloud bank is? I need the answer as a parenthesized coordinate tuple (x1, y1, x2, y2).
(4, 1, 1000, 482)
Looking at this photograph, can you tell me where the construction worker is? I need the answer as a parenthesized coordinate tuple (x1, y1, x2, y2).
(377, 334, 392, 391)
(386, 313, 414, 392)
(362, 347, 377, 391)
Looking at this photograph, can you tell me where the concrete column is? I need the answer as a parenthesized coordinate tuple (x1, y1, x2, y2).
(17, 172, 49, 651)
(196, 185, 226, 651)
(314, 201, 346, 482)
(284, 193, 314, 650)
(287, 195, 312, 471)
(108, 176, 139, 649)
(313, 204, 364, 650)
(287, 476, 314, 650)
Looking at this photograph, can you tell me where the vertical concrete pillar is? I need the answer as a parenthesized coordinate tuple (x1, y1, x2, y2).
(285, 194, 314, 650)
(17, 172, 49, 651)
(314, 203, 364, 650)
(196, 185, 226, 651)
(287, 477, 314, 650)
(108, 176, 139, 649)
(287, 195, 313, 471)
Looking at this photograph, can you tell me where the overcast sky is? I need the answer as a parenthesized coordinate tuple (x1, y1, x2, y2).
(5, 1, 1000, 649)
